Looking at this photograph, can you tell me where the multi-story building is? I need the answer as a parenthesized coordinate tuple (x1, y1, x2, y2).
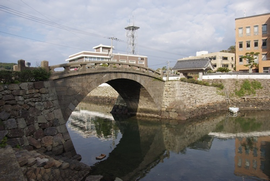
(66, 44, 148, 67)
(235, 13, 270, 73)
(177, 51, 235, 71)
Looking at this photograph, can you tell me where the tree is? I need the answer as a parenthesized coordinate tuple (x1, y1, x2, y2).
(216, 67, 230, 72)
(227, 46, 235, 53)
(242, 52, 259, 73)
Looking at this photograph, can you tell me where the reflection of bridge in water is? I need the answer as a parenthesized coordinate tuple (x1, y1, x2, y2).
(68, 110, 226, 180)
(68, 110, 270, 180)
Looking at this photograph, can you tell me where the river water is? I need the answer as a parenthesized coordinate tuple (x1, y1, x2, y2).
(67, 108, 270, 181)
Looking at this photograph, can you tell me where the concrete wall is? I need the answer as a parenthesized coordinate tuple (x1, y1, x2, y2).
(0, 81, 76, 156)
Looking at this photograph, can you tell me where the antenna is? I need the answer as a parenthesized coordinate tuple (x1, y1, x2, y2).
(125, 19, 140, 55)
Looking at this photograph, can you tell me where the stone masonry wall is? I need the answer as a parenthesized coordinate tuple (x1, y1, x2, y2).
(0, 81, 76, 157)
(161, 81, 227, 120)
(161, 79, 270, 120)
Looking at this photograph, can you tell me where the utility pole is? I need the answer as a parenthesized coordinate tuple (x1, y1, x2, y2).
(108, 37, 119, 61)
(166, 61, 170, 81)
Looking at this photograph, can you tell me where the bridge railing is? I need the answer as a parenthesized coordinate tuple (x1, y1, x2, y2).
(49, 61, 162, 78)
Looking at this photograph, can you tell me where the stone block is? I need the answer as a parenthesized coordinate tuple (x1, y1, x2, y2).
(52, 145, 64, 155)
(35, 102, 44, 111)
(20, 82, 28, 90)
(8, 84, 20, 90)
(53, 134, 64, 147)
(37, 115, 47, 123)
(0, 111, 11, 121)
(7, 129, 24, 138)
(40, 88, 48, 94)
(45, 112, 54, 121)
(34, 82, 45, 89)
(41, 136, 53, 147)
(34, 129, 44, 140)
(53, 109, 63, 120)
(5, 118, 17, 129)
(25, 125, 36, 136)
(63, 140, 75, 152)
(44, 127, 58, 136)
(0, 130, 8, 141)
(57, 125, 67, 134)
(17, 118, 26, 129)
(28, 137, 41, 148)
(3, 95, 14, 101)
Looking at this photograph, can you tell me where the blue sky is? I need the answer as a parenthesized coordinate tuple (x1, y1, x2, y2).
(0, 0, 269, 69)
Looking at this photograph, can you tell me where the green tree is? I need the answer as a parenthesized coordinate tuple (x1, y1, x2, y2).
(227, 46, 235, 53)
(242, 52, 259, 73)
(216, 67, 230, 72)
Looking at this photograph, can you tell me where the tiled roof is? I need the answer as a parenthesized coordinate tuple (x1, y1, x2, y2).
(172, 58, 213, 71)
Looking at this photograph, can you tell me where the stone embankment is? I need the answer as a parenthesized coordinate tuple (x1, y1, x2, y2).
(0, 146, 90, 181)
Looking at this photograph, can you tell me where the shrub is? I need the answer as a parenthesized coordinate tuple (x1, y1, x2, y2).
(216, 67, 230, 72)
(180, 78, 223, 89)
(0, 68, 51, 84)
(234, 80, 263, 97)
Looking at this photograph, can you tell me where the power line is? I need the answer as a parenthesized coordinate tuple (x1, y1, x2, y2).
(0, 30, 82, 49)
(0, 4, 188, 63)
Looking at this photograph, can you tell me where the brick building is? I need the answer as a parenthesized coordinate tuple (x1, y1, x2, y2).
(235, 13, 270, 73)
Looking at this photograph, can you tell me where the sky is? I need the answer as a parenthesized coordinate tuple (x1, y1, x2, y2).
(0, 0, 269, 70)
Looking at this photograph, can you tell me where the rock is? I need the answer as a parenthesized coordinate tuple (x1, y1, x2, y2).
(0, 111, 10, 120)
(3, 95, 14, 101)
(52, 145, 64, 155)
(33, 129, 44, 140)
(0, 130, 8, 141)
(44, 127, 58, 136)
(115, 177, 123, 181)
(60, 162, 69, 170)
(28, 137, 41, 149)
(34, 82, 44, 89)
(53, 160, 62, 168)
(37, 115, 47, 123)
(36, 157, 49, 167)
(63, 140, 75, 152)
(41, 136, 53, 147)
(7, 129, 24, 138)
(85, 175, 103, 181)
(8, 84, 20, 90)
(52, 134, 64, 147)
(44, 160, 55, 169)
(4, 118, 17, 129)
(17, 118, 26, 129)
(26, 125, 36, 136)
(27, 157, 37, 167)
(17, 156, 29, 166)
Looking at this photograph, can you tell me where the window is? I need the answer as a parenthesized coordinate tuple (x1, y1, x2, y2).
(239, 56, 243, 64)
(246, 41, 250, 49)
(239, 42, 243, 50)
(262, 39, 267, 49)
(138, 60, 145, 64)
(222, 64, 228, 68)
(262, 24, 267, 34)
(246, 26, 250, 36)
(262, 54, 267, 61)
(238, 27, 243, 37)
(254, 40, 258, 49)
(254, 25, 259, 35)
(111, 59, 117, 62)
(263, 67, 270, 73)
(129, 60, 136, 64)
(222, 56, 228, 60)
(119, 60, 126, 63)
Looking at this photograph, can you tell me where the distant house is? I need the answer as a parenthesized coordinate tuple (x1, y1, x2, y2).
(66, 44, 148, 67)
(172, 57, 213, 80)
(180, 51, 235, 71)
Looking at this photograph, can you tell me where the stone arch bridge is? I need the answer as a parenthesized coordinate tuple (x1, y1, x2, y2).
(49, 61, 165, 121)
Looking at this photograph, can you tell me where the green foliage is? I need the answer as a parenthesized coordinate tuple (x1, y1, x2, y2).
(242, 52, 260, 73)
(235, 117, 261, 132)
(0, 62, 16, 70)
(216, 67, 230, 72)
(180, 78, 224, 89)
(0, 68, 51, 84)
(234, 80, 262, 97)
(0, 136, 7, 148)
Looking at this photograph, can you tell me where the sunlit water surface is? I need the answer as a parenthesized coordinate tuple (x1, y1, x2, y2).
(67, 110, 270, 181)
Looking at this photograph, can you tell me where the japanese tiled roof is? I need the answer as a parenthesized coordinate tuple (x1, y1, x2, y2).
(172, 58, 213, 71)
